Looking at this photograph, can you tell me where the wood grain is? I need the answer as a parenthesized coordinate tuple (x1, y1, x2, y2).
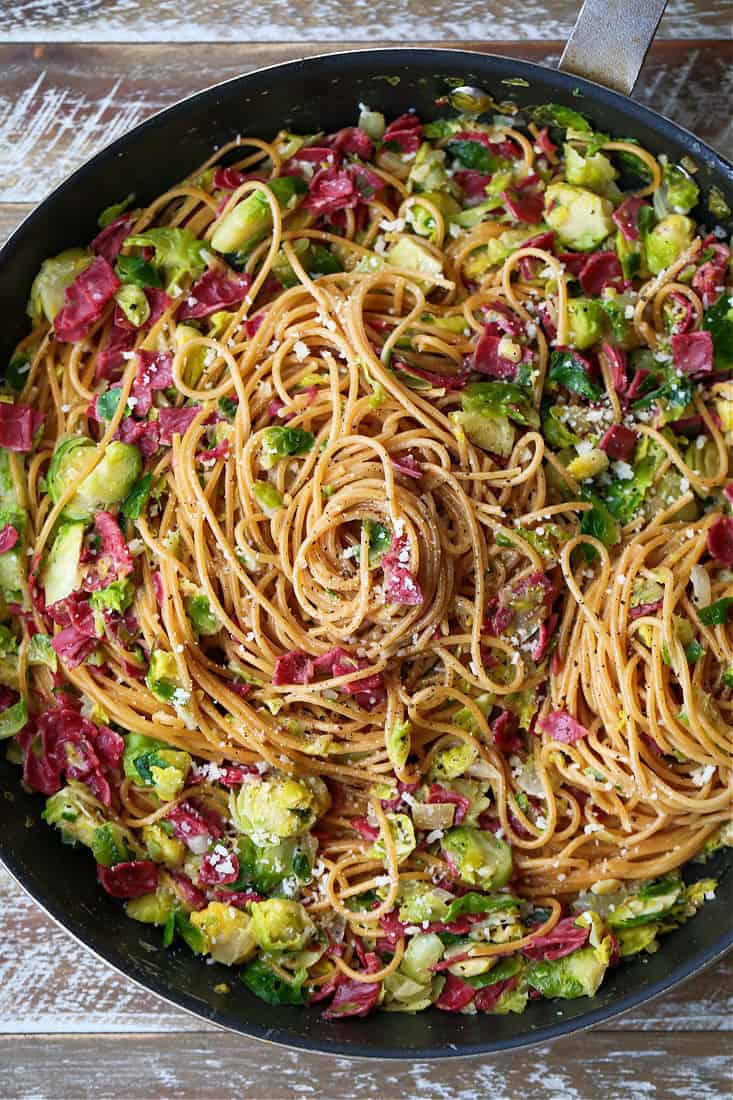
(0, 204, 31, 246)
(4, 0, 731, 43)
(0, 41, 731, 207)
(1, 1031, 731, 1100)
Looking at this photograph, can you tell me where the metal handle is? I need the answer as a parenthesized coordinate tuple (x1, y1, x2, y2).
(559, 0, 668, 96)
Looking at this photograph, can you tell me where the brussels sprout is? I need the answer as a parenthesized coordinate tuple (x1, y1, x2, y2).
(4, 353, 31, 393)
(461, 381, 539, 429)
(190, 901, 258, 965)
(484, 226, 546, 269)
(616, 228, 644, 280)
(451, 410, 515, 457)
(528, 944, 609, 999)
(564, 144, 617, 193)
(566, 447, 609, 481)
(271, 239, 341, 289)
(185, 592, 219, 637)
(358, 106, 386, 140)
(712, 381, 733, 440)
(387, 236, 444, 291)
(41, 522, 85, 607)
(566, 297, 605, 349)
(47, 437, 94, 505)
(409, 145, 450, 193)
(371, 812, 417, 864)
(27, 632, 57, 672)
(271, 238, 311, 289)
(386, 719, 411, 773)
(49, 437, 143, 522)
(544, 183, 614, 251)
(449, 778, 492, 826)
(644, 214, 695, 275)
(0, 624, 19, 693)
(143, 822, 187, 868)
(401, 932, 444, 983)
(661, 164, 700, 215)
(121, 473, 155, 524)
(145, 650, 183, 705)
(408, 192, 461, 241)
(173, 323, 208, 388)
(0, 695, 28, 739)
(236, 833, 317, 894)
(91, 822, 133, 867)
(126, 889, 175, 926)
(123, 732, 191, 800)
(210, 177, 308, 255)
(124, 227, 207, 294)
(42, 784, 102, 847)
(607, 875, 683, 929)
(98, 194, 135, 229)
(684, 878, 717, 913)
(441, 826, 513, 889)
(429, 741, 478, 781)
(396, 881, 452, 924)
(115, 254, 162, 289)
(114, 284, 150, 328)
(250, 897, 315, 952)
(252, 481, 284, 517)
(90, 578, 135, 614)
(240, 956, 307, 1005)
(616, 923, 660, 957)
(231, 773, 330, 840)
(27, 248, 93, 324)
(166, 910, 207, 954)
(261, 426, 315, 470)
(382, 970, 435, 1013)
(0, 505, 27, 607)
(697, 820, 733, 861)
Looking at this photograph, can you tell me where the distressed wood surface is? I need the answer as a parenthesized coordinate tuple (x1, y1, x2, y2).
(1, 1031, 732, 1100)
(1, 7, 732, 1096)
(3, 0, 731, 43)
(0, 40, 731, 211)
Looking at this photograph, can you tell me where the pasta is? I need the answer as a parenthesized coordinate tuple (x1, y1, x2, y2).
(2, 99, 731, 1018)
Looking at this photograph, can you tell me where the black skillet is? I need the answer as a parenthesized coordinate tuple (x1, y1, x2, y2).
(0, 0, 731, 1060)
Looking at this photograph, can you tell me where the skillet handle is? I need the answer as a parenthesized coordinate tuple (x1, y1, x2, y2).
(558, 0, 668, 96)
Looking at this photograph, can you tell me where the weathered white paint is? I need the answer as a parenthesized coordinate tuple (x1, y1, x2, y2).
(2, 0, 730, 42)
(0, 71, 151, 203)
(1, 1033, 731, 1100)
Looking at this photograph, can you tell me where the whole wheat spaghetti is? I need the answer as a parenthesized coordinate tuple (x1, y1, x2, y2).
(2, 100, 731, 1017)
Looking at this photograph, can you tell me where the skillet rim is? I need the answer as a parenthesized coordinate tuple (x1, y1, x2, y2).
(0, 45, 731, 1059)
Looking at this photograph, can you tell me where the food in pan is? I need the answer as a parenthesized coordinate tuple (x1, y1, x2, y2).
(2, 98, 731, 1017)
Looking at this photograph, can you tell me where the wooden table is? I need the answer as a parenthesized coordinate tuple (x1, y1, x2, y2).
(1, 3, 731, 1097)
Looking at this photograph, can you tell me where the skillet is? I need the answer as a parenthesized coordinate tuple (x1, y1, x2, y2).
(0, 0, 731, 1059)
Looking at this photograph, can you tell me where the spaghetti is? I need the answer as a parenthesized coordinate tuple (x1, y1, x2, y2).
(2, 101, 731, 1017)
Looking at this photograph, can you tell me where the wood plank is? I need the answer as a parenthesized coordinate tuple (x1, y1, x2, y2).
(0, 203, 32, 245)
(0, 41, 731, 208)
(1, 868, 731, 1034)
(3, 0, 731, 43)
(1, 1031, 731, 1100)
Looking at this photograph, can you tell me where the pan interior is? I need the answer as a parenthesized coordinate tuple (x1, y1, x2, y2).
(0, 47, 731, 1057)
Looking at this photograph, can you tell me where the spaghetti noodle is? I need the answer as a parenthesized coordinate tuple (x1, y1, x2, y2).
(2, 100, 731, 1017)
